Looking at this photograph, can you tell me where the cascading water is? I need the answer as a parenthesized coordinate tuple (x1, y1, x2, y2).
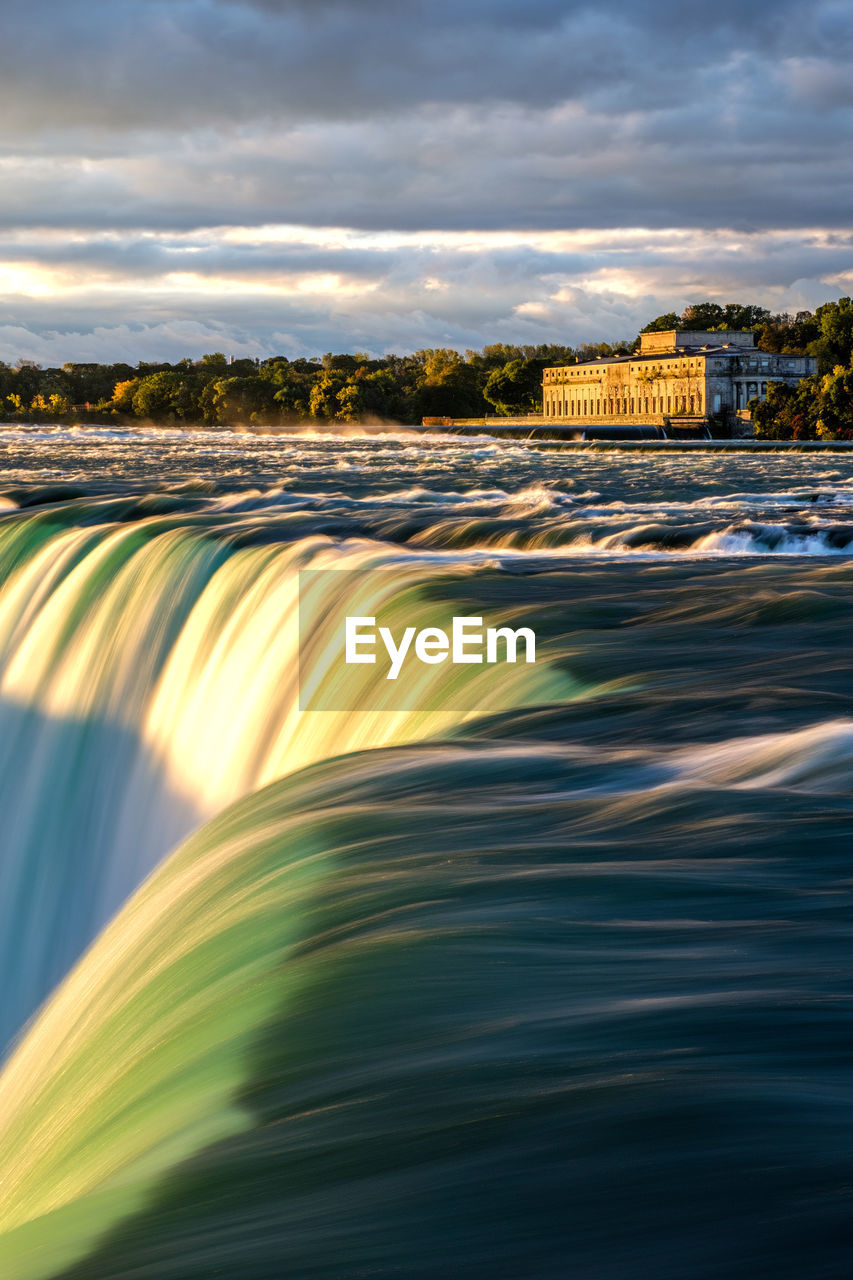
(0, 504, 568, 1052)
(1, 428, 853, 1280)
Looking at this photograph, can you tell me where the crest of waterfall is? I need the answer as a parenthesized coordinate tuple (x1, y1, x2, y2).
(1, 435, 853, 1280)
(0, 509, 565, 1052)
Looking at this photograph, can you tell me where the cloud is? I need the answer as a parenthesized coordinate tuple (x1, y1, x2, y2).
(0, 224, 847, 364)
(0, 0, 849, 358)
(1, 93, 852, 238)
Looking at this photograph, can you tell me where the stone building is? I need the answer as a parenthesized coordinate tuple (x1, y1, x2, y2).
(542, 330, 816, 429)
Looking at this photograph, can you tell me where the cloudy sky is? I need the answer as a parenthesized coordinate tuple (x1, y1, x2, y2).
(1, 0, 851, 363)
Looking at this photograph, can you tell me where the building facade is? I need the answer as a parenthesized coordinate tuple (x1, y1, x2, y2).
(542, 330, 816, 426)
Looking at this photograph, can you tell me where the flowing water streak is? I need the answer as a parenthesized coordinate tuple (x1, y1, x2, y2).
(0, 433, 853, 1279)
(1, 734, 853, 1280)
(0, 507, 568, 1051)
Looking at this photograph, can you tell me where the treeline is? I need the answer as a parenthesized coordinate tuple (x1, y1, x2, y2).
(0, 345, 587, 427)
(1, 297, 851, 436)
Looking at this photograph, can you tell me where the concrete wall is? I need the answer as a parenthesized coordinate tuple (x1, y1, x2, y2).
(638, 330, 757, 353)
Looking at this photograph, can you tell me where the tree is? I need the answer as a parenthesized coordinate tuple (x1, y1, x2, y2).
(753, 381, 817, 441)
(109, 379, 140, 413)
(483, 359, 542, 414)
(309, 371, 345, 420)
(48, 392, 72, 416)
(815, 362, 853, 441)
(64, 362, 134, 404)
(640, 313, 680, 334)
(681, 303, 725, 329)
(718, 303, 771, 330)
(811, 297, 853, 373)
(13, 360, 42, 402)
(756, 313, 819, 355)
(413, 349, 486, 418)
(576, 341, 630, 362)
(199, 376, 277, 424)
(271, 385, 308, 418)
(131, 372, 185, 419)
(335, 381, 365, 421)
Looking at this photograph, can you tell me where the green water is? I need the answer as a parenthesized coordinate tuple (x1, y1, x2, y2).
(0, 427, 851, 1278)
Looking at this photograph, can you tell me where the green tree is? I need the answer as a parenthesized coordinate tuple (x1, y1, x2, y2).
(680, 302, 726, 328)
(198, 376, 276, 424)
(756, 313, 819, 355)
(811, 297, 853, 373)
(640, 312, 680, 334)
(753, 381, 817, 441)
(13, 360, 42, 402)
(48, 392, 72, 416)
(483, 359, 542, 414)
(63, 362, 134, 405)
(815, 362, 853, 441)
(309, 372, 345, 420)
(335, 381, 365, 421)
(131, 372, 185, 419)
(718, 303, 771, 329)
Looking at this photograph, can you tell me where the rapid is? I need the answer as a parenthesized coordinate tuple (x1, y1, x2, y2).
(0, 425, 851, 1279)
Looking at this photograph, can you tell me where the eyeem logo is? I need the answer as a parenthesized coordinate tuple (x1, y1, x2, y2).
(345, 616, 536, 680)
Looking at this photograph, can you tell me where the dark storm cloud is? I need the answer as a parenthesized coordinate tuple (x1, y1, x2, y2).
(0, 0, 821, 131)
(0, 0, 849, 234)
(0, 0, 849, 360)
(1, 88, 852, 238)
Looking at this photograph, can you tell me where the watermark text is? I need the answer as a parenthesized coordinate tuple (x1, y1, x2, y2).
(345, 615, 536, 679)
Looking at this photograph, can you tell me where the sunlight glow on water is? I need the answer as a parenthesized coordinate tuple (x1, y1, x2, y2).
(0, 427, 851, 1279)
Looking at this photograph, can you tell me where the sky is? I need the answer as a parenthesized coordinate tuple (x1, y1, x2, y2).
(0, 0, 852, 364)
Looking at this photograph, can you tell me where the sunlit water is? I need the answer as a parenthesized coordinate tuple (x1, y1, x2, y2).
(0, 424, 852, 1279)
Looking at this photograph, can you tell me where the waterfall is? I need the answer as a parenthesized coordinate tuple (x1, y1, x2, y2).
(2, 446, 852, 1280)
(0, 506, 563, 1052)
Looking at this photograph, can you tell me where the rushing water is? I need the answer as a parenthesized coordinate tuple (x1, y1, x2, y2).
(0, 425, 852, 1279)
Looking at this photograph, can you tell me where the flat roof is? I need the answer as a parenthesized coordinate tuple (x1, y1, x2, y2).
(638, 328, 757, 353)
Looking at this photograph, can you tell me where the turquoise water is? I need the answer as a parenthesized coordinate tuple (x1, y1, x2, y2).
(0, 426, 852, 1278)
